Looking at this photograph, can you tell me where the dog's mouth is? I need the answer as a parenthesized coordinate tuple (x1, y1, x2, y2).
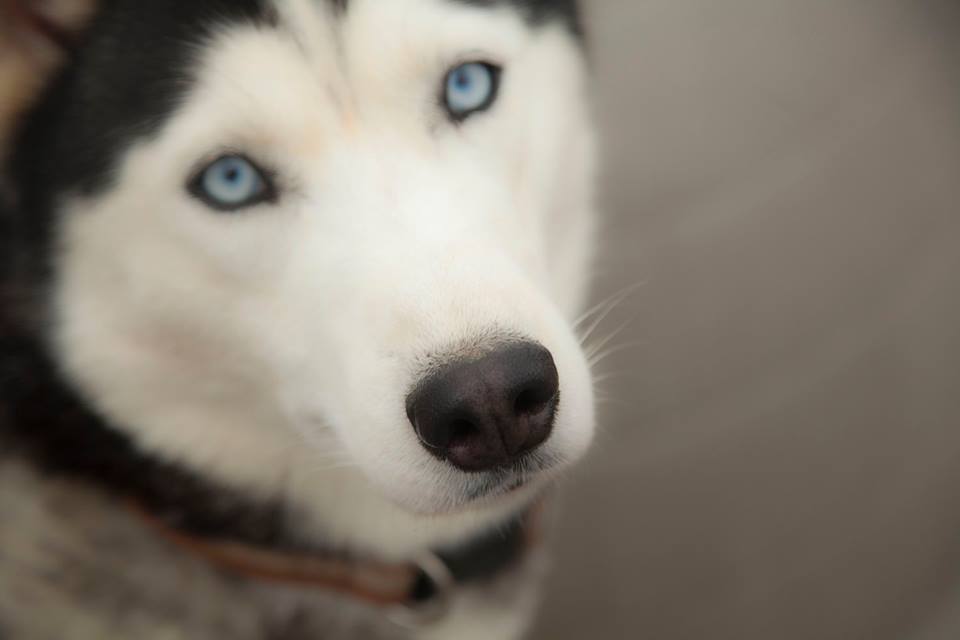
(460, 450, 562, 503)
(470, 477, 532, 503)
(465, 476, 524, 501)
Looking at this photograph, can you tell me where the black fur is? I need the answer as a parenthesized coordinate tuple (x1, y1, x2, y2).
(331, 0, 580, 33)
(455, 0, 582, 35)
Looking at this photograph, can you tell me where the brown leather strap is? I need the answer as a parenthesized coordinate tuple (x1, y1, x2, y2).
(130, 499, 545, 610)
(131, 502, 422, 607)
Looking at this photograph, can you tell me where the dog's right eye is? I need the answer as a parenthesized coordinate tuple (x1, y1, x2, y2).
(188, 155, 276, 212)
(443, 62, 501, 122)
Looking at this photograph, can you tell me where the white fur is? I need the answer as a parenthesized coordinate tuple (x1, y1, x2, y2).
(52, 0, 597, 576)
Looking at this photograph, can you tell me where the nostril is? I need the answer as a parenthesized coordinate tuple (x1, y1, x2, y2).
(447, 418, 486, 459)
(513, 385, 555, 417)
(448, 418, 477, 447)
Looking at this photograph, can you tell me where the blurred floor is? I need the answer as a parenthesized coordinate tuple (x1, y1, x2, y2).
(533, 2, 960, 639)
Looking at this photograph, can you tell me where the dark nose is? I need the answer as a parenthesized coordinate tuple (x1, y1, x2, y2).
(406, 342, 560, 472)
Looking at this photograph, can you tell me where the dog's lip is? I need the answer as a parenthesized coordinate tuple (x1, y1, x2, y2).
(460, 450, 566, 502)
(464, 471, 536, 503)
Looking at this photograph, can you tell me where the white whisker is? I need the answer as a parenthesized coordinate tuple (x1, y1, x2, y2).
(588, 340, 645, 369)
(585, 313, 637, 361)
(575, 281, 645, 344)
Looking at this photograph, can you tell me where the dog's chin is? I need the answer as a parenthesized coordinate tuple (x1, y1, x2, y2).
(408, 478, 544, 519)
(394, 455, 563, 518)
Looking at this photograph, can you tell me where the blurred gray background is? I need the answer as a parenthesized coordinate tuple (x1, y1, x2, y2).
(534, 2, 960, 638)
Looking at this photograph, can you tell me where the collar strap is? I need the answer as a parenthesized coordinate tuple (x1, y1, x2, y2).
(131, 500, 542, 621)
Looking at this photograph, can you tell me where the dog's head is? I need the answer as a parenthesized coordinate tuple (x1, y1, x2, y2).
(10, 0, 596, 548)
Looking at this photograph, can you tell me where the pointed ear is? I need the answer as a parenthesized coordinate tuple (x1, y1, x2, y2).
(0, 0, 98, 152)
(1, 0, 97, 51)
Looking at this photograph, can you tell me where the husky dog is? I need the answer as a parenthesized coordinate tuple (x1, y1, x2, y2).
(0, 0, 598, 637)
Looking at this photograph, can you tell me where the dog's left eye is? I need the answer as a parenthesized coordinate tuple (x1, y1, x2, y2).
(443, 62, 501, 121)
(189, 155, 274, 211)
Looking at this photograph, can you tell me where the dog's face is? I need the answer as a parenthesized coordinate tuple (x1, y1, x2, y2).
(20, 0, 596, 542)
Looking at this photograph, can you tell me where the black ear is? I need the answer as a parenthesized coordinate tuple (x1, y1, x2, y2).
(1, 0, 98, 51)
(0, 0, 99, 152)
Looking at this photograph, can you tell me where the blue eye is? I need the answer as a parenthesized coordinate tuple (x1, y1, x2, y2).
(189, 155, 274, 211)
(443, 62, 500, 120)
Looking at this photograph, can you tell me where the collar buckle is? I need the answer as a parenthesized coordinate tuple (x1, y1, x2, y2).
(388, 551, 456, 628)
